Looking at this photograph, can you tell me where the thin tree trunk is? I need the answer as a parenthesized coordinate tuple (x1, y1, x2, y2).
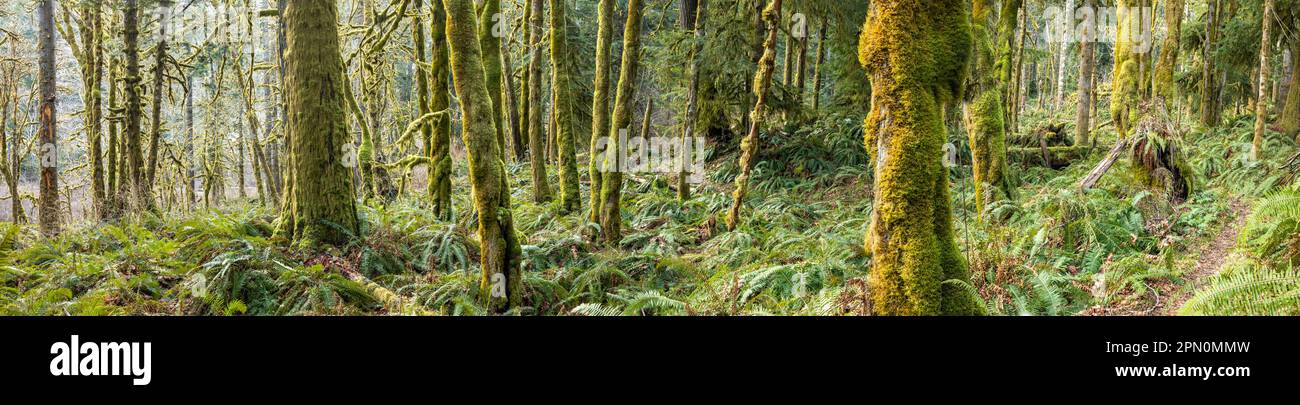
(726, 0, 781, 231)
(589, 0, 615, 222)
(679, 0, 705, 201)
(37, 0, 59, 236)
(1076, 0, 1096, 146)
(1250, 0, 1274, 160)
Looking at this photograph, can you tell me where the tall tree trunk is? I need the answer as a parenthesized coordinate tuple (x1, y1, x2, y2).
(589, 0, 616, 222)
(1113, 0, 1140, 138)
(550, 0, 580, 213)
(106, 54, 119, 217)
(414, 0, 448, 219)
(77, 1, 106, 220)
(599, 0, 645, 244)
(146, 0, 170, 199)
(1053, 0, 1072, 111)
(1154, 0, 1184, 105)
(725, 0, 780, 231)
(185, 76, 196, 209)
(428, 0, 453, 219)
(443, 0, 523, 313)
(1282, 40, 1300, 137)
(123, 0, 147, 211)
(861, 0, 981, 316)
(1076, 0, 1096, 146)
(1250, 0, 1274, 160)
(501, 40, 523, 162)
(810, 21, 825, 114)
(679, 0, 705, 201)
(277, 0, 360, 246)
(525, 0, 551, 202)
(37, 0, 59, 236)
(965, 0, 1013, 220)
(478, 0, 507, 162)
(1199, 0, 1220, 127)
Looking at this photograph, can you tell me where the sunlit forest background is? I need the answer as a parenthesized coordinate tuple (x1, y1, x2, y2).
(0, 0, 1297, 316)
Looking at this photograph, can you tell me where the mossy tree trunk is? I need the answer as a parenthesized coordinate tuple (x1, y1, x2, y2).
(443, 0, 523, 313)
(1251, 0, 1275, 161)
(810, 22, 825, 114)
(277, 0, 360, 247)
(1283, 39, 1300, 137)
(589, 0, 616, 222)
(145, 0, 170, 199)
(478, 0, 507, 161)
(1153, 0, 1183, 105)
(550, 0, 581, 214)
(1200, 0, 1221, 127)
(965, 0, 1015, 220)
(599, 0, 644, 244)
(414, 0, 452, 220)
(525, 0, 551, 203)
(1112, 0, 1140, 138)
(725, 0, 781, 231)
(860, 0, 983, 316)
(678, 0, 704, 201)
(123, 0, 147, 212)
(105, 54, 119, 218)
(37, 0, 58, 236)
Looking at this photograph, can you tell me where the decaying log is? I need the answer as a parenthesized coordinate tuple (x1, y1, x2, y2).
(1079, 138, 1130, 190)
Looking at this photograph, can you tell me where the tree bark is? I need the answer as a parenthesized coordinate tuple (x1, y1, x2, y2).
(442, 0, 523, 313)
(726, 0, 781, 231)
(1251, 0, 1274, 160)
(1076, 0, 1096, 146)
(525, 0, 551, 203)
(589, 0, 615, 222)
(550, 0, 580, 214)
(679, 0, 705, 201)
(861, 0, 981, 315)
(37, 0, 59, 236)
(276, 0, 360, 246)
(599, 0, 645, 244)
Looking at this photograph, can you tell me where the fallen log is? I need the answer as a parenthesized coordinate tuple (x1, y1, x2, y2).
(1008, 146, 1086, 169)
(1079, 138, 1130, 190)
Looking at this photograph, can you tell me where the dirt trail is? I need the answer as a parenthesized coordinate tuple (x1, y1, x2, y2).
(1153, 200, 1250, 315)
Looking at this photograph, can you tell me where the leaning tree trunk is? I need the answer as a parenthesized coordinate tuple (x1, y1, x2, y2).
(599, 0, 645, 244)
(37, 0, 59, 236)
(277, 0, 360, 247)
(1250, 0, 1274, 161)
(525, 0, 551, 203)
(861, 0, 983, 316)
(443, 0, 523, 313)
(725, 0, 780, 231)
(588, 0, 615, 222)
(550, 0, 580, 214)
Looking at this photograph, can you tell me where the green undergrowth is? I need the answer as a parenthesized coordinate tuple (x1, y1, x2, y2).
(1, 111, 1295, 316)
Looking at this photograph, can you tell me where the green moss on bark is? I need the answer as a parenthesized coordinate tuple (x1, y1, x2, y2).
(550, 0, 581, 214)
(588, 0, 615, 222)
(276, 0, 360, 247)
(725, 0, 781, 231)
(859, 0, 984, 316)
(599, 0, 644, 244)
(1283, 40, 1300, 137)
(478, 0, 506, 160)
(443, 0, 523, 312)
(525, 0, 551, 203)
(1153, 0, 1183, 104)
